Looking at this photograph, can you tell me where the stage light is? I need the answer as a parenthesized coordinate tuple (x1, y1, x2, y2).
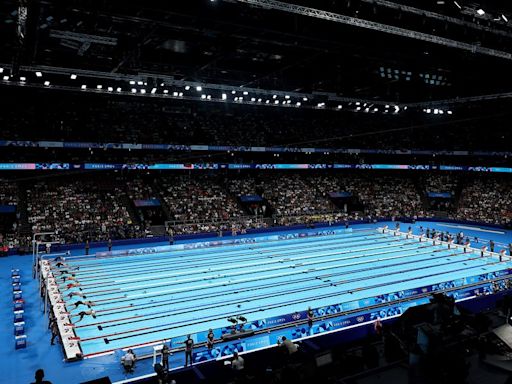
(140, 89, 146, 94)
(385, 104, 389, 108)
(374, 108, 378, 112)
(239, 97, 244, 101)
(151, 88, 157, 94)
(273, 95, 277, 99)
(426, 108, 431, 113)
(35, 71, 42, 77)
(116, 87, 122, 92)
(44, 81, 50, 86)
(502, 14, 509, 22)
(274, 100, 279, 104)
(70, 74, 77, 80)
(163, 89, 168, 94)
(131, 88, 137, 93)
(3, 76, 9, 81)
(231, 90, 236, 94)
(243, 91, 248, 95)
(285, 95, 290, 99)
(338, 105, 342, 109)
(178, 92, 183, 96)
(173, 92, 178, 96)
(266, 100, 270, 104)
(303, 97, 308, 101)
(196, 86, 202, 91)
(251, 97, 256, 102)
(296, 102, 301, 106)
(222, 93, 227, 100)
(160, 82, 165, 87)
(447, 110, 453, 114)
(201, 94, 206, 99)
(107, 87, 113, 92)
(476, 9, 485, 16)
(137, 81, 143, 85)
(185, 85, 190, 90)
(282, 100, 286, 104)
(394, 105, 400, 113)
(257, 98, 262, 102)
(0, 68, 3, 73)
(20, 77, 26, 81)
(355, 102, 360, 105)
(207, 95, 211, 100)
(234, 97, 239, 101)
(433, 108, 439, 114)
(97, 85, 102, 89)
(356, 107, 361, 111)
(129, 80, 135, 85)
(286, 100, 291, 104)
(81, 84, 87, 89)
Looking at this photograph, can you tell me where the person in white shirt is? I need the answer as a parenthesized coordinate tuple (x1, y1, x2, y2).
(121, 349, 136, 372)
(231, 351, 244, 371)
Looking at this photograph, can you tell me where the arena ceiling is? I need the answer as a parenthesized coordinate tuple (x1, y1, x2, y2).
(1, 0, 512, 104)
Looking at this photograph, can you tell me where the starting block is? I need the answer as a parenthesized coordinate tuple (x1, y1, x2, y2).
(15, 335, 27, 349)
(11, 277, 20, 284)
(13, 310, 24, 323)
(11, 269, 20, 278)
(14, 323, 25, 336)
(13, 292, 22, 301)
(13, 301, 24, 311)
(12, 284, 21, 292)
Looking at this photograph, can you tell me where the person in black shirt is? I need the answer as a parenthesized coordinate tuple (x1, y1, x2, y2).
(31, 369, 52, 384)
(183, 335, 194, 366)
(107, 238, 112, 252)
(161, 344, 170, 370)
(490, 240, 495, 253)
(85, 240, 90, 255)
(207, 329, 215, 350)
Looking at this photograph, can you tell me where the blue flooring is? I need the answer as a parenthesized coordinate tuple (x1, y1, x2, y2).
(1, 220, 511, 384)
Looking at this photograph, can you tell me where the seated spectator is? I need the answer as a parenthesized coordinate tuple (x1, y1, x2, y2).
(31, 369, 52, 384)
(121, 349, 137, 372)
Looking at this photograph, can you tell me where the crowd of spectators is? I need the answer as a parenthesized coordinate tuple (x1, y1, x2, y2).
(26, 180, 141, 243)
(455, 177, 512, 226)
(0, 172, 510, 246)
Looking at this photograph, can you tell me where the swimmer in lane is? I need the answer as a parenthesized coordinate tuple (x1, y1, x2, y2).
(68, 291, 86, 299)
(72, 300, 95, 309)
(75, 309, 96, 323)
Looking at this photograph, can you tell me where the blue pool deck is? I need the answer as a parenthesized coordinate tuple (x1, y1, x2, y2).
(2, 220, 512, 384)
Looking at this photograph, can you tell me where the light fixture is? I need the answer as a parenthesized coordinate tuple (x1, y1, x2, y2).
(107, 87, 113, 92)
(257, 98, 262, 102)
(296, 102, 301, 106)
(274, 100, 279, 104)
(303, 97, 308, 101)
(129, 80, 135, 85)
(433, 108, 439, 114)
(337, 105, 342, 109)
(251, 97, 256, 102)
(0, 68, 3, 73)
(131, 88, 137, 93)
(163, 89, 168, 94)
(207, 95, 211, 100)
(20, 77, 26, 81)
(178, 92, 183, 97)
(201, 94, 207, 99)
(222, 93, 227, 100)
(447, 110, 453, 114)
(476, 9, 485, 16)
(173, 92, 178, 96)
(243, 91, 248, 95)
(196, 86, 202, 91)
(70, 74, 77, 80)
(185, 85, 190, 90)
(151, 88, 157, 94)
(266, 100, 270, 104)
(35, 71, 42, 77)
(234, 97, 239, 101)
(502, 14, 509, 22)
(116, 87, 122, 92)
(160, 82, 165, 87)
(273, 95, 277, 99)
(3, 76, 9, 81)
(426, 108, 431, 113)
(285, 95, 290, 99)
(81, 84, 87, 89)
(140, 89, 146, 94)
(44, 81, 50, 86)
(231, 90, 236, 94)
(97, 85, 102, 89)
(137, 81, 143, 85)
